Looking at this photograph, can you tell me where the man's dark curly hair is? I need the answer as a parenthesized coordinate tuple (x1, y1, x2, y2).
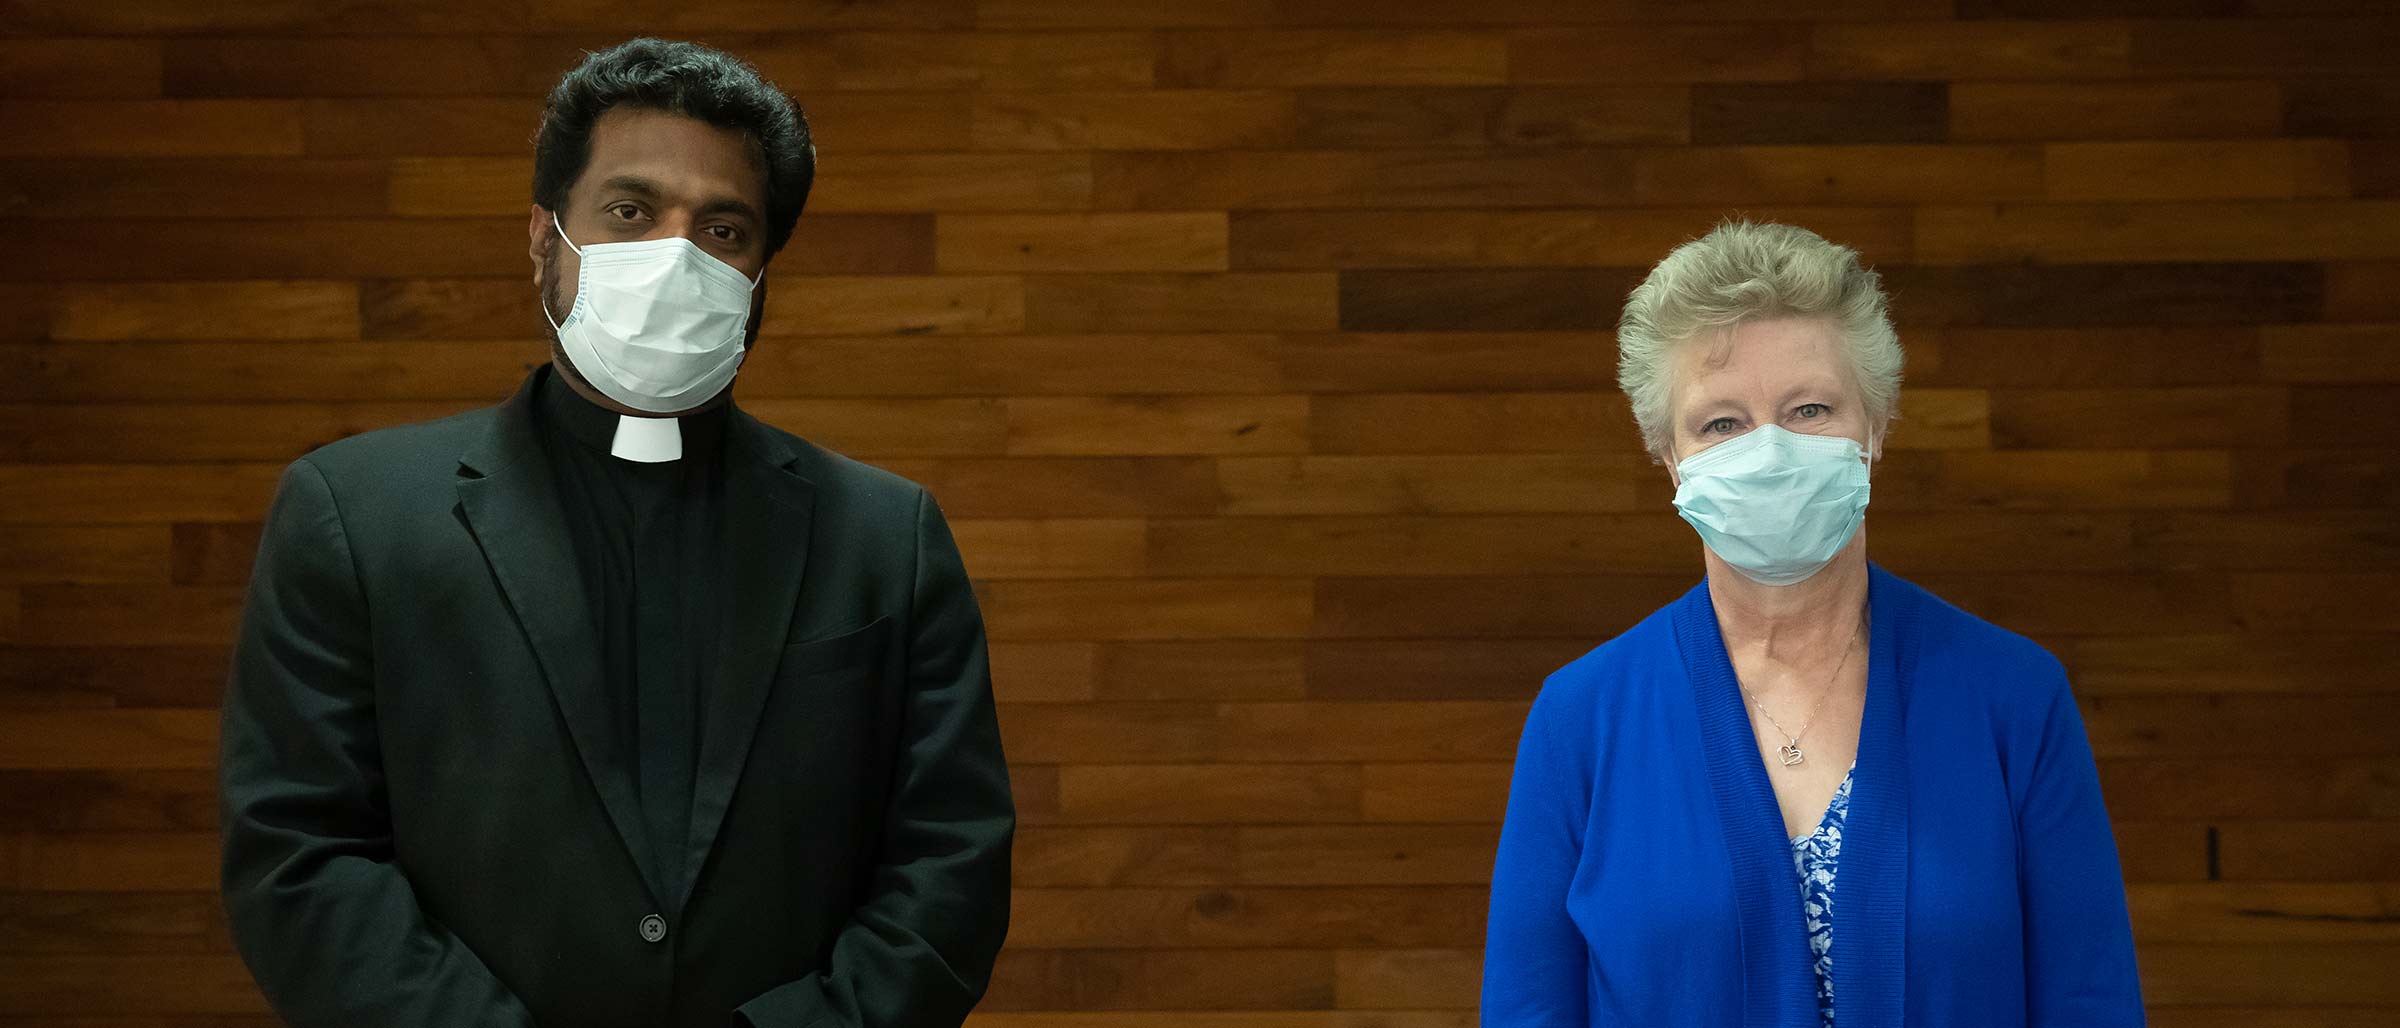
(532, 38, 814, 257)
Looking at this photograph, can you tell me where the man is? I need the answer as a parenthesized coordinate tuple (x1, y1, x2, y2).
(218, 38, 1013, 1028)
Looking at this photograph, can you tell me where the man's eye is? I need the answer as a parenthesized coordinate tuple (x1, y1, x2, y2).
(707, 225, 736, 241)
(608, 204, 644, 221)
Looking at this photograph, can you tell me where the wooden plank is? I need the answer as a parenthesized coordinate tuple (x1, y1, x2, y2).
(810, 153, 1093, 213)
(299, 96, 539, 156)
(0, 648, 231, 709)
(1092, 641, 1310, 701)
(1004, 396, 1310, 456)
(2114, 821, 2211, 883)
(0, 465, 283, 524)
(1314, 575, 1689, 640)
(1013, 826, 1237, 885)
(1951, 80, 2283, 141)
(2063, 634, 2400, 695)
(972, 90, 1296, 151)
(999, 704, 1219, 763)
(1160, 31, 1508, 88)
(896, 458, 1223, 517)
(1921, 202, 2400, 265)
(1909, 326, 2262, 388)
(1055, 765, 1362, 823)
(1871, 450, 2236, 512)
(0, 710, 218, 770)
(1307, 639, 1596, 701)
(1880, 262, 2323, 327)
(0, 401, 478, 462)
(985, 947, 1334, 1011)
(741, 397, 1007, 457)
(988, 641, 1098, 703)
(936, 213, 1230, 273)
(1022, 273, 1337, 332)
(1214, 703, 1528, 763)
(1689, 82, 1947, 145)
(0, 100, 302, 157)
(1241, 826, 1499, 886)
(2284, 77, 2400, 138)
(1, 219, 526, 281)
(1231, 208, 1912, 270)
(0, 341, 538, 404)
(2130, 16, 2400, 77)
(161, 35, 571, 97)
(1145, 515, 1694, 577)
(1091, 149, 1636, 210)
(1361, 764, 1509, 824)
(2233, 572, 2400, 632)
(7, 584, 245, 647)
(1308, 392, 1639, 455)
(953, 336, 1284, 395)
(1335, 948, 1479, 1009)
(4, 157, 387, 219)
(1508, 26, 1806, 83)
(0, 832, 215, 891)
(970, 1015, 1473, 1028)
(0, 40, 161, 99)
(1009, 886, 1486, 948)
(1632, 144, 2043, 205)
(2139, 943, 2400, 1005)
(2218, 821, 2400, 883)
(2100, 759, 2400, 820)
(951, 519, 1146, 579)
(1900, 572, 2241, 635)
(2237, 448, 2400, 509)
(0, 525, 169, 586)
(979, 579, 1314, 642)
(0, 891, 227, 954)
(0, 770, 218, 832)
(1214, 454, 1648, 516)
(1989, 387, 2287, 450)
(2129, 883, 2400, 945)
(0, 953, 263, 1014)
(2260, 324, 2400, 383)
(980, 0, 1945, 26)
(1807, 20, 2131, 80)
(1290, 86, 1689, 148)
(2045, 141, 2350, 202)
(741, 32, 1158, 91)
(2327, 261, 2400, 323)
(1336, 269, 1637, 332)
(48, 282, 357, 341)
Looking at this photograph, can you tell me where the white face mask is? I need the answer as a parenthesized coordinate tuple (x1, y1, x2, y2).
(1671, 425, 1872, 587)
(543, 214, 762, 414)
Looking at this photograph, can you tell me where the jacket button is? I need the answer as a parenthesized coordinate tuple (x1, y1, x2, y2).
(639, 913, 667, 943)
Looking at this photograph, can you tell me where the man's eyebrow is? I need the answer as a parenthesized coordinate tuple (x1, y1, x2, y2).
(697, 196, 765, 225)
(595, 175, 664, 199)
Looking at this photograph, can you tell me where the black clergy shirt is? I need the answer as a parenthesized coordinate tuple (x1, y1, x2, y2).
(532, 364, 731, 902)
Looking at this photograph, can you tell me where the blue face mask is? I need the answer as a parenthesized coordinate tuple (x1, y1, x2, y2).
(1671, 425, 1872, 587)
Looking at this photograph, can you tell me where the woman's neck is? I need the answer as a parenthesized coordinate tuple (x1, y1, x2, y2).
(1705, 531, 1872, 669)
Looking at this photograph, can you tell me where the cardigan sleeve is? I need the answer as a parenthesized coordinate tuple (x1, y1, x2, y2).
(1481, 681, 1590, 1028)
(2015, 660, 2147, 1026)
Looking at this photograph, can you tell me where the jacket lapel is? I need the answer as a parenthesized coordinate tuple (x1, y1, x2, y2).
(1672, 580, 1822, 1028)
(1836, 565, 1914, 1028)
(454, 367, 664, 903)
(673, 407, 814, 914)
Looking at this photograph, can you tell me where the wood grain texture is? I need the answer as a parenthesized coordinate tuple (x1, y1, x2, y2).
(2, 2, 2387, 1023)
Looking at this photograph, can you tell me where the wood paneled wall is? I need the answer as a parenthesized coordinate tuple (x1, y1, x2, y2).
(3, 1, 2398, 1024)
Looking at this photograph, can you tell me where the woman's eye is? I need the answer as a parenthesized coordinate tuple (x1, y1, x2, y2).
(1796, 403, 1830, 419)
(1703, 417, 1739, 435)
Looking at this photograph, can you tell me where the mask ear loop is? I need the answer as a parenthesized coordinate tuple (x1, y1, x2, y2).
(541, 212, 585, 332)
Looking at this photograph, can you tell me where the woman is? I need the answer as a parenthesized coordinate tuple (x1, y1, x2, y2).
(1482, 221, 2144, 1026)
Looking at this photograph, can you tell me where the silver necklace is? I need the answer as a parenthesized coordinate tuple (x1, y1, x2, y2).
(1740, 622, 1861, 768)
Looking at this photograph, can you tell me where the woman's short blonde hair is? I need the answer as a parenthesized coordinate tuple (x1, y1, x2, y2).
(1616, 220, 1903, 458)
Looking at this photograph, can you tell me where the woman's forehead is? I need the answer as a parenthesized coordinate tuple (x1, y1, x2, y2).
(1672, 318, 1854, 404)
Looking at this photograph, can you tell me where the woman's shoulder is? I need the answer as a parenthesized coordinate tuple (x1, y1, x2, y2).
(1878, 567, 2074, 716)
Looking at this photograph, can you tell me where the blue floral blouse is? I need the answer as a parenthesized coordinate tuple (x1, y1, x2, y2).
(1790, 762, 1856, 1028)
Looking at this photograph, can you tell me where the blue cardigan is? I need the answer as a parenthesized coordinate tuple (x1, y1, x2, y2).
(1483, 566, 2145, 1027)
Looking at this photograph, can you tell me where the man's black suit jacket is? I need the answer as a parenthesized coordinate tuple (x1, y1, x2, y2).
(218, 366, 1014, 1028)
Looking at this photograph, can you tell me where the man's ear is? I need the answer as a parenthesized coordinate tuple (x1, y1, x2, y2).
(527, 204, 553, 282)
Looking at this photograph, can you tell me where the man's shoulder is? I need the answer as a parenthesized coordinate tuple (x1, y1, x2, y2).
(296, 401, 502, 493)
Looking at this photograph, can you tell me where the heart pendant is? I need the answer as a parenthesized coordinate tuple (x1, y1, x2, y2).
(1779, 744, 1805, 767)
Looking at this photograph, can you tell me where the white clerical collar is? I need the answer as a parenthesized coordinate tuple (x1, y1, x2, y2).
(609, 414, 682, 463)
